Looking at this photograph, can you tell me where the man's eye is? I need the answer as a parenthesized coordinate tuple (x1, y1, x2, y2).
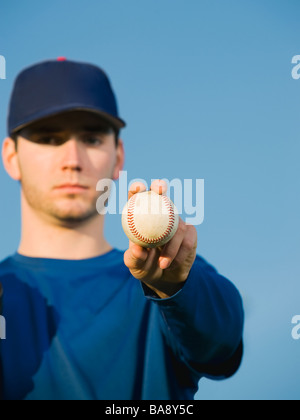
(37, 137, 63, 146)
(82, 137, 103, 146)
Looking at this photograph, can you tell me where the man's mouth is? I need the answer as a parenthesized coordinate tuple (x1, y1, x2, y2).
(54, 184, 89, 194)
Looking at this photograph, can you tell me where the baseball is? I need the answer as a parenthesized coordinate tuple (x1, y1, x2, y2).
(122, 191, 179, 248)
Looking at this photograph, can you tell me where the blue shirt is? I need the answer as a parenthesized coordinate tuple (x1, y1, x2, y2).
(0, 250, 244, 400)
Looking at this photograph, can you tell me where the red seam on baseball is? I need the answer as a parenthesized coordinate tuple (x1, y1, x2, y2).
(127, 194, 176, 244)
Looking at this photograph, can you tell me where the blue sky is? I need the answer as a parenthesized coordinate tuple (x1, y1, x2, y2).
(0, 0, 300, 400)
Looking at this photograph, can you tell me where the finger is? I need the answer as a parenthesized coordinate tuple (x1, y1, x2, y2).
(166, 224, 197, 269)
(124, 243, 149, 271)
(128, 182, 147, 200)
(158, 218, 187, 270)
(150, 179, 168, 195)
(140, 247, 161, 278)
(126, 242, 150, 266)
(124, 245, 161, 281)
(129, 241, 149, 259)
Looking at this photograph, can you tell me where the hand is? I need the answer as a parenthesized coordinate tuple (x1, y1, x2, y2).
(124, 180, 198, 299)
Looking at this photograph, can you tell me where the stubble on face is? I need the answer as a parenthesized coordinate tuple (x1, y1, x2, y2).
(19, 169, 106, 227)
(16, 111, 118, 228)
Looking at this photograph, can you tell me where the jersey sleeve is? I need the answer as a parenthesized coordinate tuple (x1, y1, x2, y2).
(142, 255, 244, 379)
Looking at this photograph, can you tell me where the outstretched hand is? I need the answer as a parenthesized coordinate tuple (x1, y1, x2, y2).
(124, 180, 197, 299)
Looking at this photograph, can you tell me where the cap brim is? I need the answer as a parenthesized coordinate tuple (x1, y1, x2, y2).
(9, 104, 126, 135)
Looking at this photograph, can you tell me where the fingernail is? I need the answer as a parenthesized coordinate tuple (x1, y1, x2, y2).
(159, 258, 170, 270)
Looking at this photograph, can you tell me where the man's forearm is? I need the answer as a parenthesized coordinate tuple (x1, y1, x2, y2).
(143, 255, 244, 372)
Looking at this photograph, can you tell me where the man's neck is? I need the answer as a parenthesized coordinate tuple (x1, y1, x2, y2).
(18, 204, 112, 261)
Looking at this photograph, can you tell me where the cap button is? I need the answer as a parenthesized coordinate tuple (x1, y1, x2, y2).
(57, 57, 67, 61)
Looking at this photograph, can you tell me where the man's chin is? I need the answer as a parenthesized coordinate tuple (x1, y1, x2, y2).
(49, 204, 99, 226)
(54, 213, 98, 227)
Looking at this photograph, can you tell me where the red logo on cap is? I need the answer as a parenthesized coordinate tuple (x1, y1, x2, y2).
(57, 57, 67, 61)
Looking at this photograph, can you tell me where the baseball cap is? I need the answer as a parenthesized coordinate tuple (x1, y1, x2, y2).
(7, 57, 126, 136)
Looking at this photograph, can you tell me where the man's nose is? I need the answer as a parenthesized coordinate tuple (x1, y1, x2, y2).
(60, 138, 83, 172)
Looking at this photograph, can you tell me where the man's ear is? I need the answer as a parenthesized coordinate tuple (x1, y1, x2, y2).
(2, 137, 21, 181)
(112, 138, 125, 181)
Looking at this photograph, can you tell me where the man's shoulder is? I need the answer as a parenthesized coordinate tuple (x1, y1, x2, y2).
(0, 255, 16, 274)
(0, 254, 21, 286)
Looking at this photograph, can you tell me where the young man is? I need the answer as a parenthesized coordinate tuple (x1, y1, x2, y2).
(0, 58, 244, 400)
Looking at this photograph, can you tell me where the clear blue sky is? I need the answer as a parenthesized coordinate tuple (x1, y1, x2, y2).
(0, 0, 299, 400)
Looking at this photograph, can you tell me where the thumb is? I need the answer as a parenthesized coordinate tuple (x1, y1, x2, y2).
(124, 243, 149, 271)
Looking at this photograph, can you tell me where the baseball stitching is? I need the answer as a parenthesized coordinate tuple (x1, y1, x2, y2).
(127, 194, 176, 245)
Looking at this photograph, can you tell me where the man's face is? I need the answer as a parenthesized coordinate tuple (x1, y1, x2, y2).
(14, 111, 124, 226)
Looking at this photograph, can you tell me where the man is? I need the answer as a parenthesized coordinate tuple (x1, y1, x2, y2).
(0, 58, 244, 400)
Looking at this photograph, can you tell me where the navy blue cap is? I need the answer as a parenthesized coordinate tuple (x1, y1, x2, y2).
(7, 58, 126, 136)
